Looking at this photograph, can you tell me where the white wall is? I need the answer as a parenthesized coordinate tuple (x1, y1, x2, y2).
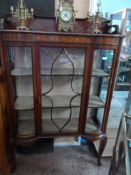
(55, 0, 90, 18)
(89, 0, 98, 15)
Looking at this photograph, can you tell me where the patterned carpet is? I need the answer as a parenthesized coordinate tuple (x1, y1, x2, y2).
(15, 145, 111, 175)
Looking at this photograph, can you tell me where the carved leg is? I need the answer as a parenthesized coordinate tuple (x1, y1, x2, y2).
(98, 135, 107, 166)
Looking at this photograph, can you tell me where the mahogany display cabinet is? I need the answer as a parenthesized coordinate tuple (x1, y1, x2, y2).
(0, 18, 124, 174)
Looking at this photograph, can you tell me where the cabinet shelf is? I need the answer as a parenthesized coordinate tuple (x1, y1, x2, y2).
(92, 69, 109, 77)
(11, 68, 32, 76)
(15, 96, 34, 110)
(118, 66, 130, 74)
(15, 95, 104, 110)
(11, 68, 109, 77)
(18, 117, 101, 135)
(88, 95, 105, 108)
(11, 68, 84, 76)
(116, 82, 131, 87)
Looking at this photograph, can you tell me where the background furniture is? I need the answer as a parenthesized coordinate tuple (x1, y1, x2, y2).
(109, 80, 131, 174)
(109, 108, 131, 174)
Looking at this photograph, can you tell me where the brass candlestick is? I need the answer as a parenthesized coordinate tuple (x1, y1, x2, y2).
(87, 0, 107, 34)
(10, 0, 33, 30)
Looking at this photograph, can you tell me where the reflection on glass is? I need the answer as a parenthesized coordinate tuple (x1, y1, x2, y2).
(40, 48, 85, 133)
(8, 47, 35, 136)
(86, 49, 114, 132)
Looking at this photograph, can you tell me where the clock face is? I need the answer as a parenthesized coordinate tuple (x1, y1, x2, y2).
(60, 9, 72, 22)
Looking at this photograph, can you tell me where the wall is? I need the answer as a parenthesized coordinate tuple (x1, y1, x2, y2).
(0, 0, 90, 19)
(1, 1, 131, 19)
(0, 0, 9, 18)
(0, 0, 55, 18)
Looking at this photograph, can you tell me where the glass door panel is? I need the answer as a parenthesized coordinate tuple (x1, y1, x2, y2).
(8, 47, 35, 136)
(86, 49, 114, 132)
(40, 47, 85, 133)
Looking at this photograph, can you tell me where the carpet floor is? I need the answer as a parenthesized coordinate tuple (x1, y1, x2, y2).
(15, 145, 111, 175)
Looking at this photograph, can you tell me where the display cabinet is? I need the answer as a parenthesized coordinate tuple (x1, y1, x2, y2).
(0, 18, 123, 173)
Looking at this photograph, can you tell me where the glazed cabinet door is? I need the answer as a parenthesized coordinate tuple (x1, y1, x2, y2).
(39, 47, 86, 134)
(85, 49, 115, 133)
(6, 46, 36, 137)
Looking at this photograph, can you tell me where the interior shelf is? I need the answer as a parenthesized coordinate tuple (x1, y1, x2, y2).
(11, 68, 32, 76)
(118, 66, 130, 74)
(15, 96, 34, 110)
(116, 82, 131, 87)
(11, 68, 109, 77)
(11, 68, 84, 76)
(92, 69, 109, 77)
(88, 95, 105, 108)
(42, 95, 81, 108)
(18, 117, 100, 135)
(18, 120, 35, 135)
(15, 95, 104, 110)
(85, 117, 101, 131)
(42, 117, 101, 132)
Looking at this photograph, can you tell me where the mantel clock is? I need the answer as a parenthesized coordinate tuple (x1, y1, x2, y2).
(56, 0, 75, 32)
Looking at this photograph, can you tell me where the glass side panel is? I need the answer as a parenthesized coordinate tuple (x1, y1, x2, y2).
(40, 47, 85, 133)
(109, 10, 131, 144)
(85, 49, 114, 132)
(8, 47, 35, 136)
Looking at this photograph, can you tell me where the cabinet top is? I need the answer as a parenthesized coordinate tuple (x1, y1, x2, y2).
(2, 17, 123, 38)
(0, 17, 124, 46)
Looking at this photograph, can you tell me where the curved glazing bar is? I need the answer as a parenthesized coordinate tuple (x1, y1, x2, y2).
(41, 47, 85, 133)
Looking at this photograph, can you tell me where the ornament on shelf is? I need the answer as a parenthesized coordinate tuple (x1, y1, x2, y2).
(87, 0, 108, 34)
(56, 0, 76, 32)
(10, 0, 34, 30)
